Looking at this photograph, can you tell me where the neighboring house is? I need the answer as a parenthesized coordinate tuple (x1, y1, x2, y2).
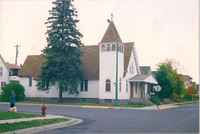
(18, 19, 158, 102)
(179, 74, 193, 89)
(0, 55, 9, 88)
(0, 55, 21, 89)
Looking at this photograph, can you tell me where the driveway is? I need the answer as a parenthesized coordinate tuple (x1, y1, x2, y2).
(0, 103, 198, 133)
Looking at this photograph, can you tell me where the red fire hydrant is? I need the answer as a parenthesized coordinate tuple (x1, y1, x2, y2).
(41, 103, 47, 117)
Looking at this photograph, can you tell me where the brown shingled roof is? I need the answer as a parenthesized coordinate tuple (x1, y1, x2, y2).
(81, 46, 99, 80)
(20, 55, 44, 79)
(124, 42, 134, 76)
(20, 43, 133, 80)
(6, 63, 21, 69)
(101, 21, 122, 43)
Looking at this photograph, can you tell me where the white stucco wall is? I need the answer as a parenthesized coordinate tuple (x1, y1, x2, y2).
(19, 77, 99, 99)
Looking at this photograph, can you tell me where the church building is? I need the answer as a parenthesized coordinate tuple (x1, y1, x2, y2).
(0, 19, 158, 102)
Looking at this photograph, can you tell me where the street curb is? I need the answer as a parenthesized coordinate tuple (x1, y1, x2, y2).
(0, 101, 196, 110)
(0, 115, 64, 125)
(2, 116, 83, 134)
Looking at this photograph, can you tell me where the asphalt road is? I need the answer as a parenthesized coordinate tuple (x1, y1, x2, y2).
(0, 103, 199, 134)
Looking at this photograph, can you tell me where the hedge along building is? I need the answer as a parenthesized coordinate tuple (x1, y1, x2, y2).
(19, 19, 158, 102)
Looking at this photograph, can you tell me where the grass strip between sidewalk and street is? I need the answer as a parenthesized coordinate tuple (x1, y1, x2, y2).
(0, 118, 68, 133)
(0, 112, 39, 120)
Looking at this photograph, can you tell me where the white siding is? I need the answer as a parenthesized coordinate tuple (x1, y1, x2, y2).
(99, 42, 124, 100)
(19, 77, 99, 99)
(121, 45, 140, 99)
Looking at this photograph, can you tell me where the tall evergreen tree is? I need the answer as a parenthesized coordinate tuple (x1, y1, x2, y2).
(38, 0, 83, 101)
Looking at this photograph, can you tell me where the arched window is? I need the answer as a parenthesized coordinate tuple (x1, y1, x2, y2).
(0, 67, 3, 76)
(112, 44, 115, 51)
(121, 46, 124, 52)
(101, 44, 106, 52)
(105, 79, 111, 92)
(107, 44, 111, 51)
(119, 78, 122, 92)
(119, 45, 123, 53)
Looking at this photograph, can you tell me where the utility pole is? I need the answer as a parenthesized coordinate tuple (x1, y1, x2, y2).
(115, 42, 119, 102)
(13, 44, 20, 65)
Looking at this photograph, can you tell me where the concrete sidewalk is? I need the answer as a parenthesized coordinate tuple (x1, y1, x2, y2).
(0, 101, 193, 111)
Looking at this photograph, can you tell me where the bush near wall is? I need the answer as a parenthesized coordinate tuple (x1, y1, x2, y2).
(150, 95, 161, 105)
(0, 81, 25, 102)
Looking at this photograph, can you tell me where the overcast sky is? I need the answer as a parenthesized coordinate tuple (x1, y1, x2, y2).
(0, 0, 199, 82)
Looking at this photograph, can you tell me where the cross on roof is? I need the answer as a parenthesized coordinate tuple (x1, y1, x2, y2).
(111, 13, 114, 22)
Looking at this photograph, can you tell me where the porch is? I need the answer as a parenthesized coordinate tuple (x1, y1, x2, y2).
(129, 74, 158, 102)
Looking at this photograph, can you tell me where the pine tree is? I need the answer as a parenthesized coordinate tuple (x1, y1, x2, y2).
(38, 0, 83, 101)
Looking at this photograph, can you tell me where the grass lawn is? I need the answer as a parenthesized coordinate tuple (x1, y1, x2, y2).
(0, 111, 39, 120)
(0, 118, 68, 133)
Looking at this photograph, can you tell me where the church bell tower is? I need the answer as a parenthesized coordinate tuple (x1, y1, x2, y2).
(99, 17, 124, 100)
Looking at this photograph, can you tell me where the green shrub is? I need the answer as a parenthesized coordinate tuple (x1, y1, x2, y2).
(0, 81, 25, 102)
(150, 95, 161, 105)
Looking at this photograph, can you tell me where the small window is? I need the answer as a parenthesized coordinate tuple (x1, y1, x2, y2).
(135, 83, 138, 94)
(80, 81, 84, 91)
(80, 80, 88, 92)
(0, 67, 3, 76)
(105, 79, 111, 92)
(84, 80, 88, 91)
(29, 76, 32, 87)
(1, 81, 6, 87)
(126, 80, 128, 92)
(101, 44, 106, 52)
(119, 78, 122, 92)
(112, 44, 115, 51)
(107, 44, 111, 51)
(119, 45, 122, 52)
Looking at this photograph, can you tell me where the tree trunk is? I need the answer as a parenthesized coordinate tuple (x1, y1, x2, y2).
(58, 88, 63, 102)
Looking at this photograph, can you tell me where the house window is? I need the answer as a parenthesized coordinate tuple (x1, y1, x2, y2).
(112, 44, 115, 51)
(29, 76, 32, 87)
(129, 64, 134, 74)
(105, 79, 111, 92)
(1, 81, 6, 87)
(84, 80, 88, 91)
(0, 67, 3, 76)
(119, 45, 122, 52)
(101, 44, 106, 52)
(119, 78, 122, 92)
(107, 44, 111, 51)
(81, 81, 84, 91)
(126, 80, 128, 92)
(80, 80, 88, 92)
(135, 83, 138, 94)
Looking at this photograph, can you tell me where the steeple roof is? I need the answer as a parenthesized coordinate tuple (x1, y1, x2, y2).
(101, 20, 122, 43)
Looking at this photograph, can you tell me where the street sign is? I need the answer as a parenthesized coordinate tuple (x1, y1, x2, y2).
(153, 85, 162, 92)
